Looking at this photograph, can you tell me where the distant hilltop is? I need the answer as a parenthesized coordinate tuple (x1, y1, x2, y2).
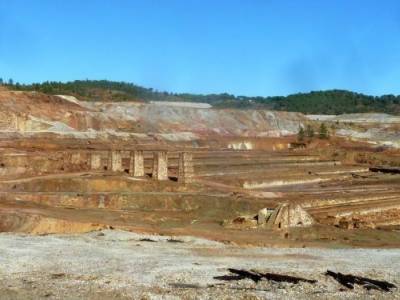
(2, 79, 400, 115)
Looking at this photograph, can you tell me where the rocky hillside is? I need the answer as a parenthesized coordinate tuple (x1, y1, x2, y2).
(0, 90, 306, 140)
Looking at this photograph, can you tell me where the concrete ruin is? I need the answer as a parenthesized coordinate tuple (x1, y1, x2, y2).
(71, 152, 82, 165)
(258, 208, 274, 225)
(178, 152, 194, 184)
(90, 153, 102, 170)
(224, 204, 314, 230)
(152, 151, 168, 181)
(110, 151, 123, 172)
(129, 150, 144, 177)
(0, 147, 193, 182)
(265, 203, 315, 229)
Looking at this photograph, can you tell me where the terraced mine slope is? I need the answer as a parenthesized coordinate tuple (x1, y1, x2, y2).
(1, 88, 400, 298)
(1, 139, 400, 247)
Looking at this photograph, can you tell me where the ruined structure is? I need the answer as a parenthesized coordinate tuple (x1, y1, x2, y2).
(178, 152, 194, 184)
(130, 150, 144, 177)
(152, 151, 168, 180)
(110, 151, 123, 172)
(71, 152, 83, 165)
(225, 204, 314, 230)
(0, 145, 194, 183)
(265, 203, 315, 229)
(90, 153, 102, 170)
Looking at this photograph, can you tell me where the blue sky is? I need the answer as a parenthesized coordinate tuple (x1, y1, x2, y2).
(1, 0, 400, 96)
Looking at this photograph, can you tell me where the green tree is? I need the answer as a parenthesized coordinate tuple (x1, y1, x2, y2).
(297, 126, 305, 142)
(0, 78, 3, 85)
(8, 78, 13, 85)
(319, 123, 329, 139)
(305, 124, 314, 138)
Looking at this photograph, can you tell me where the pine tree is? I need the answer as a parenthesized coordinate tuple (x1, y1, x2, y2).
(319, 123, 329, 139)
(297, 126, 305, 142)
(305, 124, 314, 138)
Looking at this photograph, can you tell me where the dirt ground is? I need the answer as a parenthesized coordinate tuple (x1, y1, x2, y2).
(0, 229, 399, 299)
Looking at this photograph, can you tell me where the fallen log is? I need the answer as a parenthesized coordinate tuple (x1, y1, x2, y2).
(214, 268, 317, 284)
(325, 270, 396, 292)
(167, 238, 184, 243)
(226, 269, 262, 283)
(259, 271, 317, 284)
(139, 238, 156, 242)
(369, 166, 400, 174)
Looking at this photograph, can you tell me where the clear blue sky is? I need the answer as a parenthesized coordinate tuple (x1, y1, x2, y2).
(1, 0, 400, 96)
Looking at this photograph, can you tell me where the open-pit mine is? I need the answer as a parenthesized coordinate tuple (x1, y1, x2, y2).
(1, 88, 400, 298)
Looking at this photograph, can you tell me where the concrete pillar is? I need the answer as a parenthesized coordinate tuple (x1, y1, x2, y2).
(98, 195, 105, 209)
(153, 151, 168, 180)
(71, 152, 82, 164)
(107, 151, 112, 171)
(111, 150, 123, 172)
(90, 153, 102, 170)
(178, 152, 194, 184)
(129, 150, 144, 177)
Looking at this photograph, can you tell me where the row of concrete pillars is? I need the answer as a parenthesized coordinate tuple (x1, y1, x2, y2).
(90, 150, 194, 183)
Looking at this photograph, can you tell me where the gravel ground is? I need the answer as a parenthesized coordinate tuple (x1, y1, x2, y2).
(0, 229, 399, 299)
